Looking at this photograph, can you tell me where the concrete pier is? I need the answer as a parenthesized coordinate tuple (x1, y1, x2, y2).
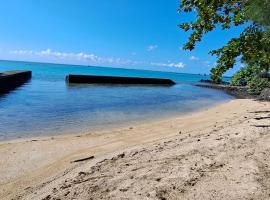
(66, 74, 175, 85)
(0, 70, 32, 94)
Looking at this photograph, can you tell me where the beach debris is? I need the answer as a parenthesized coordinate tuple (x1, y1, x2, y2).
(117, 153, 125, 158)
(254, 116, 270, 120)
(119, 188, 129, 192)
(78, 171, 88, 176)
(71, 155, 95, 163)
(155, 178, 161, 182)
(52, 188, 58, 193)
(64, 191, 70, 196)
(253, 125, 270, 128)
(250, 110, 270, 114)
(131, 151, 138, 157)
(111, 153, 125, 161)
(42, 195, 51, 200)
(24, 186, 32, 191)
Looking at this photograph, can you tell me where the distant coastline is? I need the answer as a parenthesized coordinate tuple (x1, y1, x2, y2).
(0, 59, 211, 77)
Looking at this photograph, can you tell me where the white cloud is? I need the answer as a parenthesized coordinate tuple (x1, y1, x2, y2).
(9, 48, 136, 66)
(9, 48, 185, 69)
(9, 50, 33, 55)
(10, 48, 96, 61)
(150, 61, 185, 68)
(147, 45, 158, 51)
(189, 55, 199, 61)
(36, 48, 98, 62)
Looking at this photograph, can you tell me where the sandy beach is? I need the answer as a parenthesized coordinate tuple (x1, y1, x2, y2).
(1, 99, 270, 200)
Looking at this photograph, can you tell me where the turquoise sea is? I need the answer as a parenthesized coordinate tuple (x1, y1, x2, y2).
(0, 60, 233, 140)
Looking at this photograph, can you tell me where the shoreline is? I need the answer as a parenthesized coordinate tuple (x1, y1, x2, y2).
(1, 99, 270, 199)
(194, 82, 256, 99)
(0, 97, 232, 143)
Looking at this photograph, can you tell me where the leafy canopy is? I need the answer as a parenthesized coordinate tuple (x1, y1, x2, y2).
(178, 0, 270, 83)
(231, 64, 259, 86)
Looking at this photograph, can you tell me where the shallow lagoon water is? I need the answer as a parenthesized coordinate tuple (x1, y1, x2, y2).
(0, 60, 233, 140)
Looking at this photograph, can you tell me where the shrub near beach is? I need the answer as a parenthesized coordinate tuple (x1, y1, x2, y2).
(231, 65, 270, 94)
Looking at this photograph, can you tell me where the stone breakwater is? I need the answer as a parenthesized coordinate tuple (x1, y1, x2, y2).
(66, 74, 176, 85)
(0, 70, 32, 94)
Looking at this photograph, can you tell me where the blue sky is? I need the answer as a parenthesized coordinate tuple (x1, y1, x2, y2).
(0, 0, 246, 75)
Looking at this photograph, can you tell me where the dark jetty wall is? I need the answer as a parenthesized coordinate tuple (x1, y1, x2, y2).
(194, 83, 255, 99)
(0, 70, 32, 94)
(66, 74, 176, 85)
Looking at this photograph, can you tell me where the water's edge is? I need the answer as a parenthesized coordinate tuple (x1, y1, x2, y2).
(0, 97, 233, 143)
(0, 60, 233, 140)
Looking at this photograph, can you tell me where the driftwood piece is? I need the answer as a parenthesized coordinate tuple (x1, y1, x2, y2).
(250, 111, 270, 113)
(254, 117, 270, 120)
(253, 125, 270, 128)
(71, 156, 95, 163)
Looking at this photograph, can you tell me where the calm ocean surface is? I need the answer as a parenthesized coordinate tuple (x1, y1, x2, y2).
(0, 60, 233, 140)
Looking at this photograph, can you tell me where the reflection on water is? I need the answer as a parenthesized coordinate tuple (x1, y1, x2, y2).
(0, 60, 233, 140)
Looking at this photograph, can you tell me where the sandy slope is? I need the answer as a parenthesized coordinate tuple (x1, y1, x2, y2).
(0, 99, 270, 199)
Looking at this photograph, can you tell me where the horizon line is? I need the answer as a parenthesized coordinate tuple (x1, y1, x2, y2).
(0, 59, 211, 77)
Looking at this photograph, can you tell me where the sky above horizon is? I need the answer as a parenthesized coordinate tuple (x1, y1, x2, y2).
(0, 0, 246, 75)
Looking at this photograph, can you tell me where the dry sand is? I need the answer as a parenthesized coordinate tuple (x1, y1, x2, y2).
(0, 99, 270, 200)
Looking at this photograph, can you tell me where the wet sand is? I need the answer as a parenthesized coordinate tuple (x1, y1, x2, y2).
(0, 99, 270, 199)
